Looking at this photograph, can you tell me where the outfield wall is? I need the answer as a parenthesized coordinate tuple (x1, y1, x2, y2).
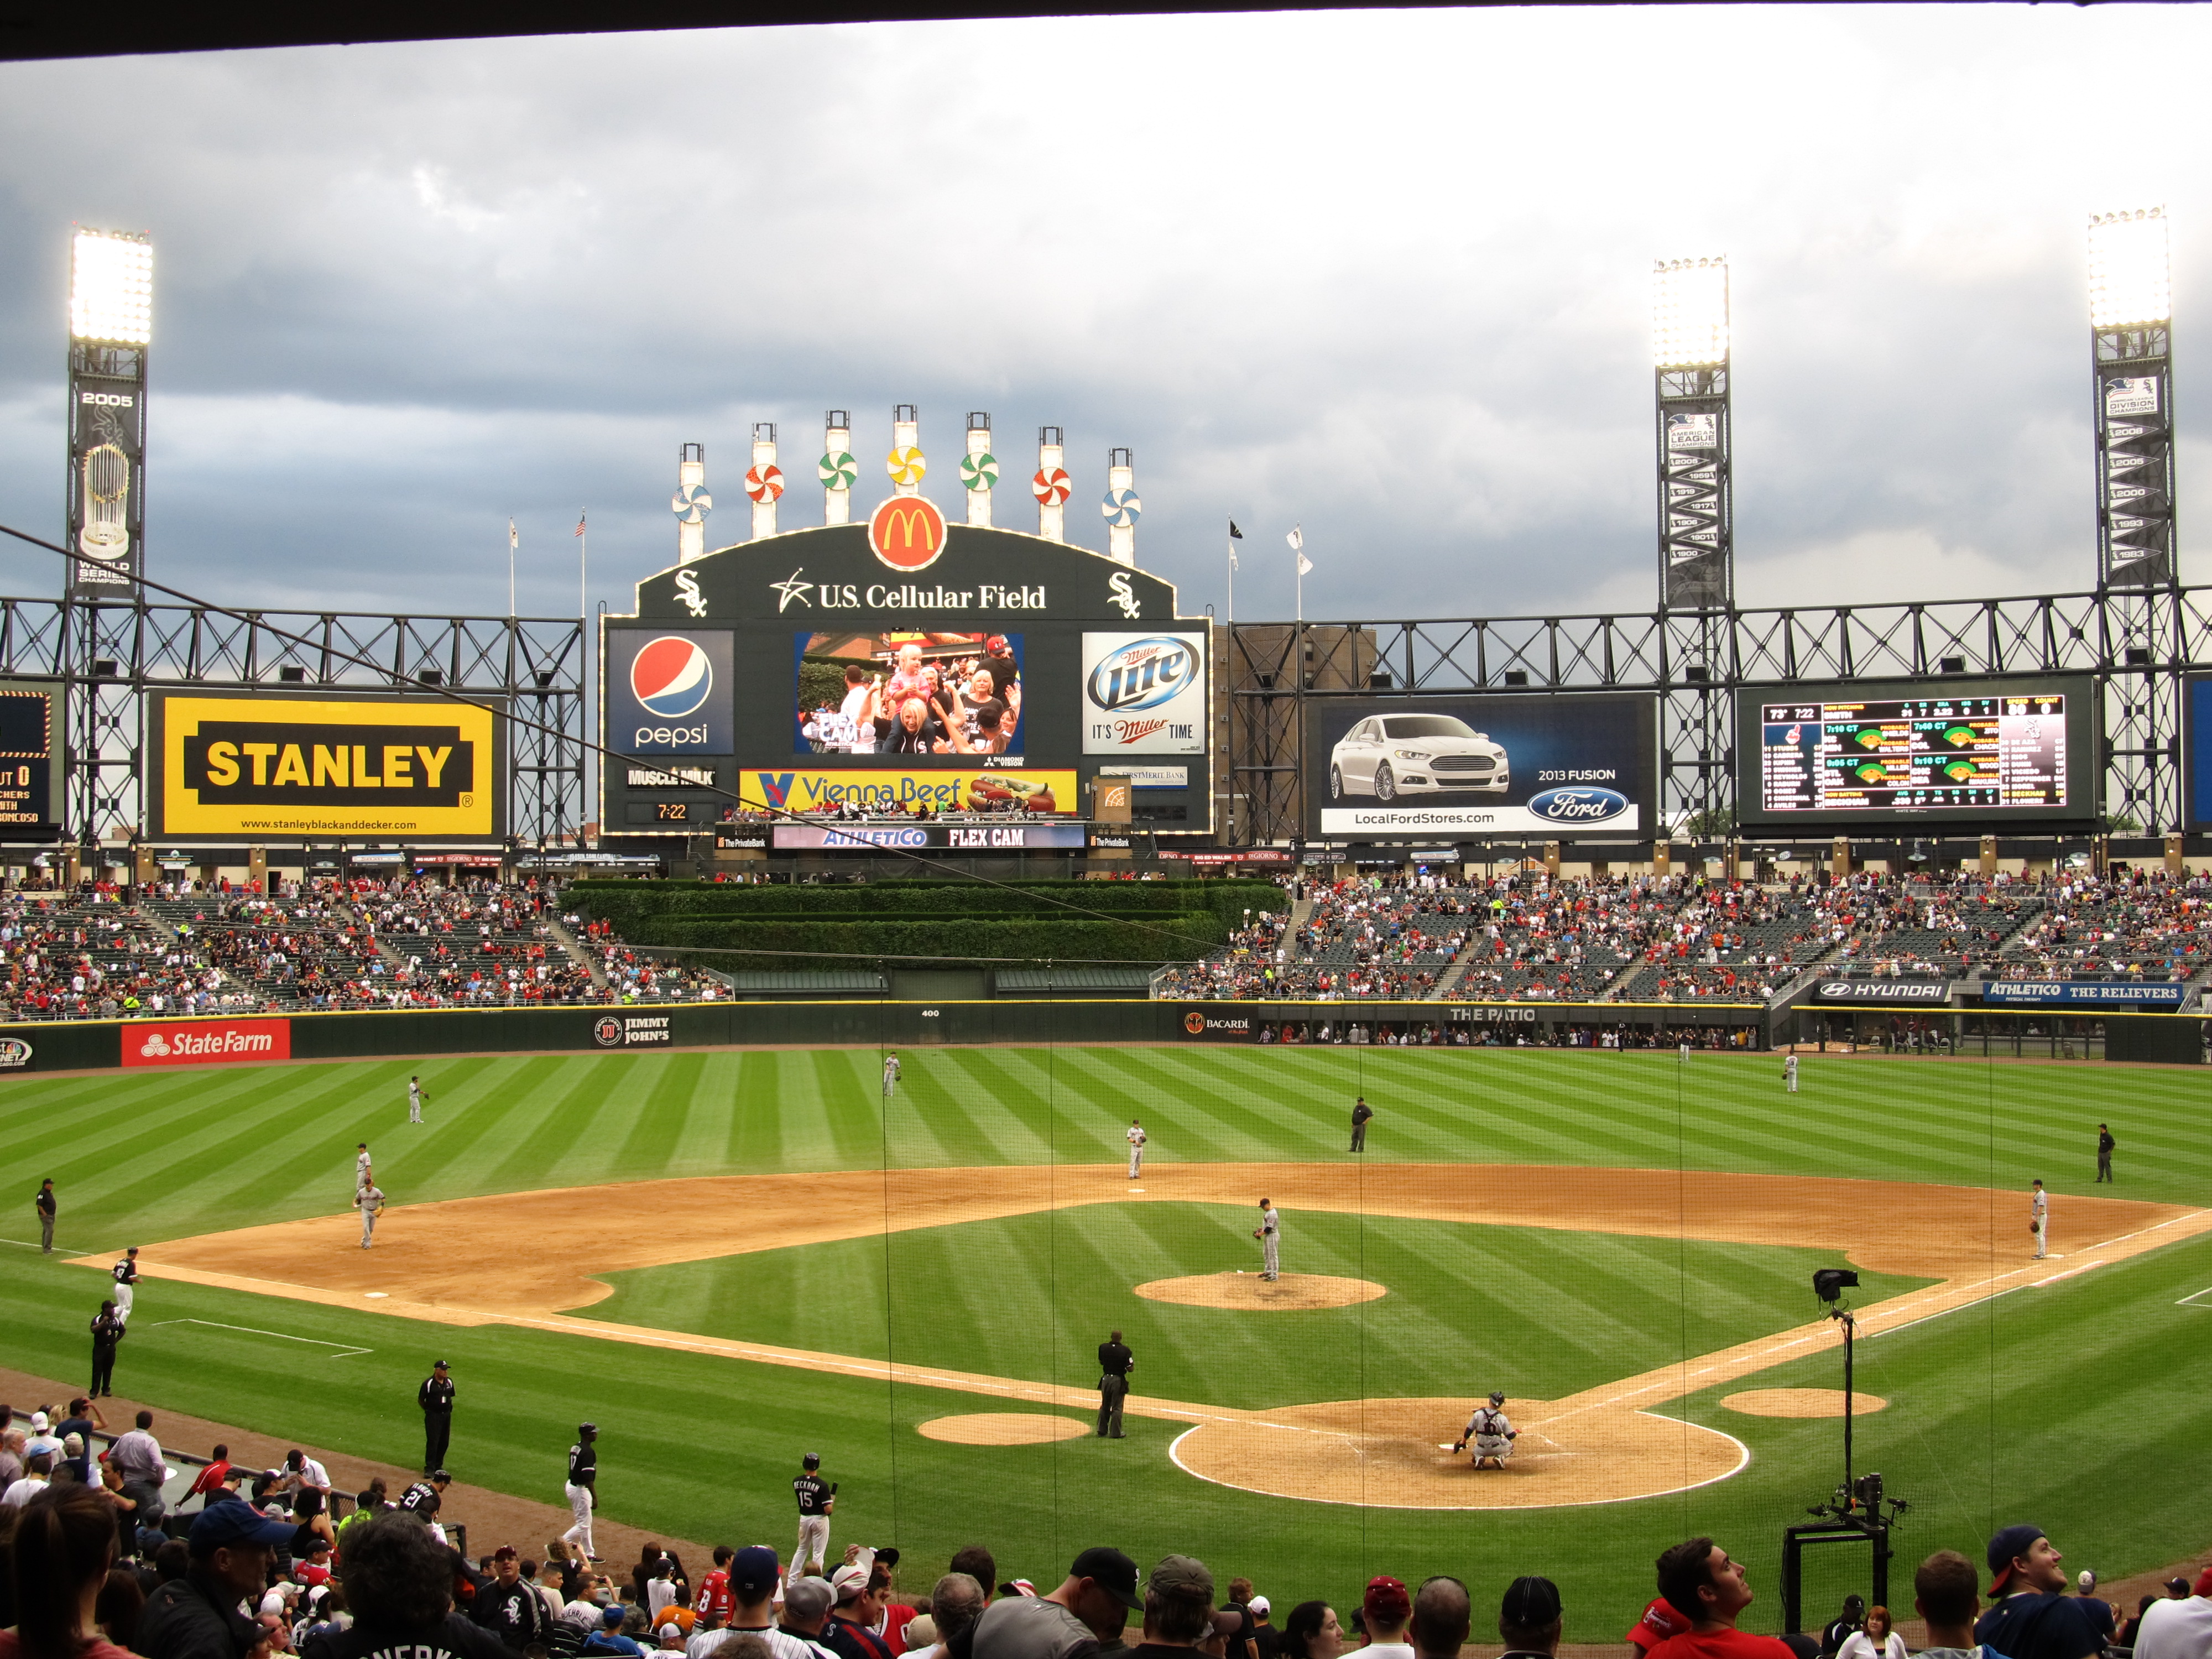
(3, 995, 2201, 1073)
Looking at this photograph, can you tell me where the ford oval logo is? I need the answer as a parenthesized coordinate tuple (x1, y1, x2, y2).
(1088, 636, 1199, 712)
(1527, 786, 1629, 823)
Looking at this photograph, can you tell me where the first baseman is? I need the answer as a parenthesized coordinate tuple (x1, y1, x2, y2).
(2031, 1179, 2049, 1259)
(111, 1246, 140, 1322)
(1254, 1199, 1280, 1281)
(1126, 1119, 1147, 1180)
(882, 1051, 900, 1099)
(358, 1183, 386, 1248)
(792, 1452, 833, 1574)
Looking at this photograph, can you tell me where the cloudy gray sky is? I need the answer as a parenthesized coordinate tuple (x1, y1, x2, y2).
(0, 5, 2205, 628)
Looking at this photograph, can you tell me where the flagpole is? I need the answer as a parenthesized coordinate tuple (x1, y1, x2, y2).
(508, 519, 517, 618)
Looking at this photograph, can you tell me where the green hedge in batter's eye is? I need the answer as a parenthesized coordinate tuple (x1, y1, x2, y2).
(628, 912, 1228, 965)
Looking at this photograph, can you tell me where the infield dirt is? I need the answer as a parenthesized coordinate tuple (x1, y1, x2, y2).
(88, 1164, 2210, 1511)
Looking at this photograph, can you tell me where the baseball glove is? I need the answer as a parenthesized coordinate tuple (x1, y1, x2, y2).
(2029, 1224, 2039, 1237)
(1252, 1229, 1262, 1239)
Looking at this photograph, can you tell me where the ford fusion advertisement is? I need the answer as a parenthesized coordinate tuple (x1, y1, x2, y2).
(1306, 695, 1656, 838)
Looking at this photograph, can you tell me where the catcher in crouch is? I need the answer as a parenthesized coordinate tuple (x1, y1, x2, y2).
(1454, 1391, 1518, 1469)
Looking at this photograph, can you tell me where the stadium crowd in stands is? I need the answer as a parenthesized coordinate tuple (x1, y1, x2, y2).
(2, 1407, 2206, 1659)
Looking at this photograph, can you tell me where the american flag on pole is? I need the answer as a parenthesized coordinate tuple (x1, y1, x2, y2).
(574, 510, 587, 538)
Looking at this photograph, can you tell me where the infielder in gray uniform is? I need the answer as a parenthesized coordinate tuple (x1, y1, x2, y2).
(409, 1077, 425, 1124)
(1254, 1199, 1279, 1281)
(358, 1184, 386, 1248)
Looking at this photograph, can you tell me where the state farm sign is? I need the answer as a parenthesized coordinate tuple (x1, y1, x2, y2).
(123, 1018, 292, 1067)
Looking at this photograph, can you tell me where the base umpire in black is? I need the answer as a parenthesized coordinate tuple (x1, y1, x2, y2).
(1097, 1329, 1134, 1438)
(1350, 1097, 1374, 1153)
(419, 1359, 456, 1473)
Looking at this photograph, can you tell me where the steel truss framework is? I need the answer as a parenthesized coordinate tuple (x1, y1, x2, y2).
(0, 594, 586, 851)
(1227, 585, 2212, 846)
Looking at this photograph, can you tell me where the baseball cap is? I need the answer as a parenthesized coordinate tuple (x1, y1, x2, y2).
(1150, 1556, 1214, 1600)
(62, 1433, 83, 1453)
(189, 1499, 297, 1556)
(30, 1412, 48, 1431)
(1502, 1577, 1563, 1628)
(434, 1360, 449, 1370)
(830, 1565, 870, 1601)
(729, 1546, 781, 1599)
(579, 1423, 596, 1435)
(658, 1627, 683, 1643)
(1364, 1577, 1411, 1625)
(1248, 1598, 1271, 1618)
(1987, 1525, 2048, 1596)
(494, 1546, 519, 1562)
(603, 1608, 626, 1626)
(2077, 1572, 2096, 1593)
(1072, 1546, 1144, 1611)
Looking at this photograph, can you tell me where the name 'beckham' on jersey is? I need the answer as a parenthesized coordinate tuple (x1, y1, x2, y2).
(793, 1474, 831, 1515)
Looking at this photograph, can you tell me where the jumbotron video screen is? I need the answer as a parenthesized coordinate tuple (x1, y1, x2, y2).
(1735, 675, 2096, 828)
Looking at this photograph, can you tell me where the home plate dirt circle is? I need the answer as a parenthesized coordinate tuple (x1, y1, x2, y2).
(1171, 1396, 1746, 1509)
(917, 1413, 1091, 1446)
(1721, 1389, 1888, 1418)
(1134, 1272, 1387, 1310)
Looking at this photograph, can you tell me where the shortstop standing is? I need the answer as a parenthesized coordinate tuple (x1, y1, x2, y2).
(793, 1452, 834, 1574)
(1126, 1119, 1147, 1180)
(358, 1184, 386, 1249)
(2030, 1179, 2049, 1259)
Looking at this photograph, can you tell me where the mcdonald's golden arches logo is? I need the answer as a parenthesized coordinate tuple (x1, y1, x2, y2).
(869, 494, 949, 572)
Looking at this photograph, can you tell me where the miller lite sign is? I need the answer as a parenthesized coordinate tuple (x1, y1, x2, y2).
(1082, 632, 1207, 755)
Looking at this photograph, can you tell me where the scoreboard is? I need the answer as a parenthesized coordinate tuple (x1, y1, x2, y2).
(1735, 676, 2096, 829)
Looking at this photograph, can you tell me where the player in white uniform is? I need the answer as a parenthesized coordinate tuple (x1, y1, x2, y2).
(1126, 1119, 1146, 1180)
(2030, 1179, 2049, 1259)
(563, 1423, 599, 1560)
(1783, 1053, 1799, 1094)
(882, 1052, 900, 1099)
(1254, 1199, 1279, 1281)
(111, 1247, 139, 1322)
(1455, 1391, 1517, 1469)
(358, 1185, 385, 1249)
(409, 1077, 424, 1124)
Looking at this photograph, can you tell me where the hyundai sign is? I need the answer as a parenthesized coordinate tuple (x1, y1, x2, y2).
(1083, 632, 1206, 754)
(604, 628, 735, 755)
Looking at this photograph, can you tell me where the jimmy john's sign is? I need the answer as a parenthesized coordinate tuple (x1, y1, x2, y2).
(152, 691, 505, 841)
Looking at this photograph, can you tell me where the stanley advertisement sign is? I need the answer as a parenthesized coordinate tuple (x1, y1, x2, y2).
(153, 692, 505, 841)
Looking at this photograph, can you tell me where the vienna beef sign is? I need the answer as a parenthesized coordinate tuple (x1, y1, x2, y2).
(123, 1017, 291, 1067)
(153, 692, 504, 841)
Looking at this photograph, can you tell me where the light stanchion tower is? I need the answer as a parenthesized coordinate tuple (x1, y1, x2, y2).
(1652, 256, 1734, 843)
(2090, 207, 2180, 831)
(66, 226, 153, 855)
(1652, 255, 1733, 611)
(2090, 208, 2176, 589)
(887, 404, 923, 498)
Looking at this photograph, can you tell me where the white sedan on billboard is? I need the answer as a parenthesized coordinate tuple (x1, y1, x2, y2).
(1328, 713, 1510, 802)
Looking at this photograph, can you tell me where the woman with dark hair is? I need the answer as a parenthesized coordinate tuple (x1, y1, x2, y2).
(0, 1482, 138, 1659)
(1274, 1602, 1345, 1659)
(92, 1569, 143, 1651)
(299, 1512, 507, 1659)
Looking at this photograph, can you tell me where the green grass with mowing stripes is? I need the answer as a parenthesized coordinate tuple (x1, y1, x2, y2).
(1, 1043, 2206, 1638)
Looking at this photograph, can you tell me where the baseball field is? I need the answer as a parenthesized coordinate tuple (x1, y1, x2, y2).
(6, 1038, 2210, 1637)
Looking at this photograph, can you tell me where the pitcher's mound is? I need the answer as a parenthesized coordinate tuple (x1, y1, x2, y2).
(1135, 1272, 1386, 1310)
(918, 1413, 1090, 1445)
(1721, 1389, 1888, 1418)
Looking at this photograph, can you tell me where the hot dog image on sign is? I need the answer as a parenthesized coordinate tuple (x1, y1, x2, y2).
(1082, 632, 1206, 754)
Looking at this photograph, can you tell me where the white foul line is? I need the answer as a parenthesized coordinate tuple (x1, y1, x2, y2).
(145, 1318, 371, 1358)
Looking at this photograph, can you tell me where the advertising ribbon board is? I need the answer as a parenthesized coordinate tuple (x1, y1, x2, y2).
(1979, 980, 2188, 1009)
(153, 692, 505, 842)
(739, 766, 1077, 816)
(122, 1018, 292, 1067)
(771, 822, 1087, 851)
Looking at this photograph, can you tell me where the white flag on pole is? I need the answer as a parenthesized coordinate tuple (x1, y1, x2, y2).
(1297, 552, 1314, 576)
(508, 519, 518, 551)
(1286, 524, 1303, 552)
(1228, 519, 1242, 571)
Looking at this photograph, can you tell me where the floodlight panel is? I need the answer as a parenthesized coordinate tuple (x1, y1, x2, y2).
(2088, 208, 2170, 330)
(1653, 257, 1729, 368)
(70, 228, 152, 345)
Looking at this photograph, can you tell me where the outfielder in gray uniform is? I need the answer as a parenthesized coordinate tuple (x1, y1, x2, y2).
(1254, 1199, 1279, 1281)
(882, 1052, 900, 1099)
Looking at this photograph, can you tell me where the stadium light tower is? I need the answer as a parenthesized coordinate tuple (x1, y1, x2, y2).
(1653, 256, 1732, 611)
(2088, 207, 2175, 588)
(66, 226, 152, 602)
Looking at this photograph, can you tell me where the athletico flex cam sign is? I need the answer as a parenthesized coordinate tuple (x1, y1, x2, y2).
(152, 692, 505, 842)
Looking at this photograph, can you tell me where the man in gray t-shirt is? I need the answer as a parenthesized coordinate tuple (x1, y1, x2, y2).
(971, 1548, 1144, 1659)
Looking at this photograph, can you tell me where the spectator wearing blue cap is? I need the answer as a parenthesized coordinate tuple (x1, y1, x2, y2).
(138, 1499, 297, 1659)
(585, 1605, 649, 1658)
(1973, 1528, 2111, 1659)
(299, 1511, 512, 1659)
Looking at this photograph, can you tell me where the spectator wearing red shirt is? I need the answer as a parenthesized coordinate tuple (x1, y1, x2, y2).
(1629, 1598, 1693, 1657)
(697, 1550, 735, 1625)
(183, 1446, 234, 1510)
(1645, 1540, 1793, 1659)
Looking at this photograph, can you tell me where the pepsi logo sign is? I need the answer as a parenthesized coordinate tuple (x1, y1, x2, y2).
(1527, 786, 1629, 824)
(630, 636, 714, 719)
(1087, 636, 1199, 713)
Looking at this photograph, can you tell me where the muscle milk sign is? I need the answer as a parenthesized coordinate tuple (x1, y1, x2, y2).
(123, 1018, 293, 1067)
